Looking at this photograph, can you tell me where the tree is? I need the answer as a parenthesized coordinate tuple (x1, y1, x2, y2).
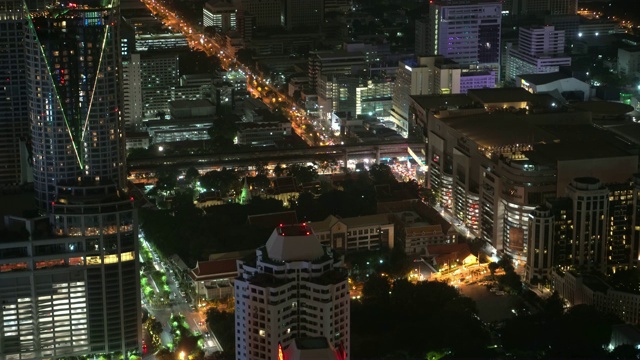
(274, 163, 286, 178)
(185, 167, 200, 184)
(368, 163, 396, 185)
(207, 308, 235, 358)
(362, 274, 391, 303)
(488, 262, 499, 277)
(252, 174, 271, 192)
(288, 163, 318, 184)
(550, 305, 612, 359)
(155, 166, 179, 192)
(199, 168, 241, 196)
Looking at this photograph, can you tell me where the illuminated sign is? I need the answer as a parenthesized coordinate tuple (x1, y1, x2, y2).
(405, 64, 412, 72)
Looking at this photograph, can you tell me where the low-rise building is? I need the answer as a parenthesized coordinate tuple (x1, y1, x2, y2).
(425, 243, 477, 273)
(517, 72, 590, 102)
(190, 258, 237, 301)
(308, 214, 395, 253)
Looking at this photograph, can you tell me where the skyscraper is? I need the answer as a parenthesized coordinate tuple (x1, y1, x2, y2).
(0, 0, 30, 186)
(235, 224, 350, 360)
(25, 0, 125, 211)
(0, 0, 141, 358)
(426, 0, 502, 79)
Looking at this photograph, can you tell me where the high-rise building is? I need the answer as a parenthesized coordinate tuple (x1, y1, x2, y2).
(426, 0, 502, 78)
(239, 0, 283, 29)
(121, 52, 143, 129)
(567, 178, 613, 271)
(284, 0, 323, 31)
(0, 0, 30, 186)
(203, 0, 237, 33)
(526, 206, 554, 283)
(235, 224, 350, 360)
(0, 0, 141, 358)
(390, 56, 461, 137)
(505, 26, 572, 83)
(25, 0, 125, 211)
(0, 182, 141, 359)
(503, 0, 577, 17)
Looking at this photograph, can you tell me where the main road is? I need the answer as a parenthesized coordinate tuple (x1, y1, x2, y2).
(140, 0, 319, 145)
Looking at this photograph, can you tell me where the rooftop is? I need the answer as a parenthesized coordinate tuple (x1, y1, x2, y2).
(410, 94, 477, 111)
(517, 72, 572, 85)
(570, 101, 634, 116)
(284, 337, 340, 360)
(189, 258, 238, 281)
(169, 99, 215, 109)
(264, 225, 325, 262)
(467, 87, 538, 105)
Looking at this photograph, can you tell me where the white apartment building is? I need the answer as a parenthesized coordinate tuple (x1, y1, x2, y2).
(505, 26, 571, 83)
(235, 225, 350, 360)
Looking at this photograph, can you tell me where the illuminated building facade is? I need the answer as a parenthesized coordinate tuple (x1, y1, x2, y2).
(203, 0, 236, 33)
(235, 225, 350, 360)
(505, 26, 571, 83)
(390, 56, 461, 137)
(1, 0, 142, 357)
(427, 0, 502, 80)
(0, 179, 140, 359)
(25, 0, 125, 211)
(411, 89, 639, 263)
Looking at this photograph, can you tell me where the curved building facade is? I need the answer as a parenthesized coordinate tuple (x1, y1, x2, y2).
(25, 0, 125, 211)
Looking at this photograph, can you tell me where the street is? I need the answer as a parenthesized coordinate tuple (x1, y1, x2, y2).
(141, 234, 222, 355)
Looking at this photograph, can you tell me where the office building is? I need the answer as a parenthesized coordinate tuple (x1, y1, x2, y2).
(390, 56, 461, 137)
(414, 18, 429, 56)
(239, 0, 283, 29)
(317, 74, 392, 122)
(140, 52, 180, 118)
(285, 0, 323, 31)
(1, 0, 142, 357)
(323, 0, 351, 14)
(235, 224, 350, 360)
(26, 0, 125, 211)
(618, 47, 640, 79)
(426, 0, 502, 78)
(203, 0, 236, 33)
(0, 0, 30, 186)
(505, 26, 572, 83)
(503, 0, 577, 17)
(308, 51, 366, 91)
(122, 53, 144, 129)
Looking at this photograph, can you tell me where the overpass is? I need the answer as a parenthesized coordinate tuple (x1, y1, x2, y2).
(128, 142, 425, 174)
